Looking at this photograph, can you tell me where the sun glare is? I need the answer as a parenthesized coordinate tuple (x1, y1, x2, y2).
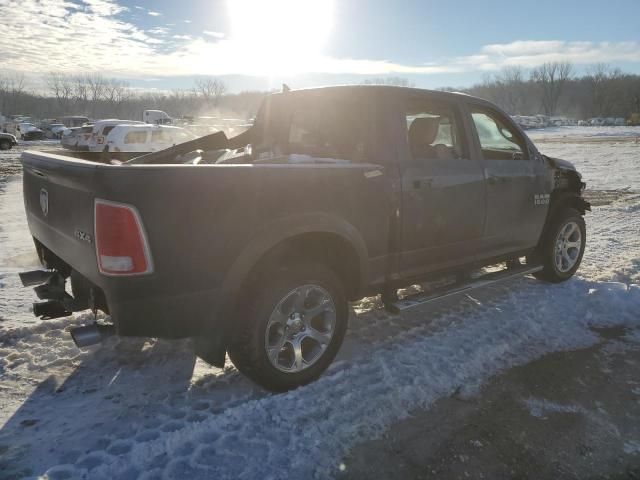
(228, 0, 335, 75)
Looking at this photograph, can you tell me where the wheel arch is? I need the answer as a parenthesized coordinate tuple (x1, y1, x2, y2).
(536, 188, 589, 249)
(218, 214, 369, 322)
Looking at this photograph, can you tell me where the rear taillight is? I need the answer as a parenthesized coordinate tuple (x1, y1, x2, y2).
(94, 199, 153, 275)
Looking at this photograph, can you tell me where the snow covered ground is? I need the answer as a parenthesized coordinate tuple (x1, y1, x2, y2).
(526, 125, 640, 140)
(1, 131, 639, 479)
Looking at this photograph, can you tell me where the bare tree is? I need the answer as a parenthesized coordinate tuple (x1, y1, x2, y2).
(494, 66, 526, 114)
(45, 72, 74, 114)
(85, 74, 107, 117)
(531, 61, 573, 116)
(0, 73, 27, 115)
(72, 75, 89, 113)
(586, 63, 622, 117)
(104, 78, 131, 117)
(195, 77, 227, 110)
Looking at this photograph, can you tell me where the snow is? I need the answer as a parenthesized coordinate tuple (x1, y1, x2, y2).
(1, 129, 640, 478)
(526, 125, 640, 139)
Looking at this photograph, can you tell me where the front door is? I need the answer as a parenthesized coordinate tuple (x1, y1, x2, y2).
(467, 105, 539, 255)
(399, 96, 486, 278)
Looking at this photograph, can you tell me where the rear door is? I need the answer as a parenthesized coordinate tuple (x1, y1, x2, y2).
(399, 94, 486, 278)
(466, 103, 539, 254)
(123, 129, 151, 152)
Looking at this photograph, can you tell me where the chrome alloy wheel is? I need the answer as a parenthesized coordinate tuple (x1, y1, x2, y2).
(554, 220, 582, 273)
(264, 284, 336, 373)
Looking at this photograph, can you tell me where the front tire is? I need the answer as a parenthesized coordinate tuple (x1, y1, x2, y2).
(228, 262, 348, 392)
(532, 207, 586, 283)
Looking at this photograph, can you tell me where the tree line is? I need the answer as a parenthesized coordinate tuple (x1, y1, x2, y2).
(458, 62, 640, 119)
(1, 64, 640, 122)
(0, 73, 266, 121)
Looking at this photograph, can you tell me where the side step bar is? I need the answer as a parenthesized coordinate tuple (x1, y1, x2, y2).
(385, 264, 543, 314)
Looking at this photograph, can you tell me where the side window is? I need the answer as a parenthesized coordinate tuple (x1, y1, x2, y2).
(124, 131, 148, 144)
(405, 100, 465, 160)
(470, 110, 528, 160)
(102, 125, 116, 136)
(286, 96, 369, 162)
(151, 130, 172, 143)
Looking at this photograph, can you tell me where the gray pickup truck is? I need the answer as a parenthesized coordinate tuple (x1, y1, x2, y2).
(19, 86, 589, 391)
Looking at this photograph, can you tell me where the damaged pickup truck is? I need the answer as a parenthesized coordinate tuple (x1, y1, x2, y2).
(19, 86, 590, 391)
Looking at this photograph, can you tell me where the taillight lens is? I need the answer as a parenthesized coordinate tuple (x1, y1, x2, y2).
(94, 199, 153, 275)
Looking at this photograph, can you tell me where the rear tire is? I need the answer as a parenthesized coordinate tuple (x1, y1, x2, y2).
(532, 207, 586, 283)
(0, 140, 10, 150)
(228, 262, 348, 392)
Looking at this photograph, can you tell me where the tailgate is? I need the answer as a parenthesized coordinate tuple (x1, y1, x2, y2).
(21, 150, 102, 283)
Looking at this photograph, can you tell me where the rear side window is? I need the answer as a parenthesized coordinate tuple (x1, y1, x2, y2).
(151, 130, 172, 142)
(405, 99, 466, 160)
(470, 109, 528, 160)
(124, 131, 148, 144)
(102, 125, 116, 136)
(286, 96, 371, 161)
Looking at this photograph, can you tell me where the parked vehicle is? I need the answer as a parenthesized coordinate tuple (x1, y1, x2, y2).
(0, 132, 18, 150)
(16, 123, 44, 140)
(57, 116, 90, 128)
(19, 86, 590, 391)
(104, 125, 196, 152)
(143, 110, 173, 125)
(87, 119, 146, 152)
(42, 123, 68, 139)
(61, 125, 94, 150)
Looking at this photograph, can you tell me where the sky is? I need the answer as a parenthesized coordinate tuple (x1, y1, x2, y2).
(1, 0, 639, 93)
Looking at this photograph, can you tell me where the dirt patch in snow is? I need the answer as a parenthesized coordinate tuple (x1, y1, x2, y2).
(584, 189, 637, 206)
(339, 325, 640, 479)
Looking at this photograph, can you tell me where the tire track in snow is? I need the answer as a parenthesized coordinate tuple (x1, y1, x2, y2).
(45, 280, 640, 479)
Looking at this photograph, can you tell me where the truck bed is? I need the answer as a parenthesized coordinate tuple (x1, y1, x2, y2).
(21, 149, 391, 337)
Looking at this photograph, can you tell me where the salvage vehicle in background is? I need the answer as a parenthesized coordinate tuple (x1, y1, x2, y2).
(19, 86, 589, 391)
(87, 119, 146, 152)
(16, 123, 45, 140)
(42, 123, 68, 139)
(143, 109, 173, 125)
(57, 116, 90, 128)
(104, 124, 196, 152)
(0, 132, 18, 150)
(61, 125, 94, 150)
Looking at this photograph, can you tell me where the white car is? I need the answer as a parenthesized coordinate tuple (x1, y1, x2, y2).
(61, 125, 94, 150)
(88, 119, 146, 152)
(104, 125, 197, 153)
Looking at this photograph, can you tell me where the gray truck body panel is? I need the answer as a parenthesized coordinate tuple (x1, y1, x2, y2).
(20, 85, 586, 339)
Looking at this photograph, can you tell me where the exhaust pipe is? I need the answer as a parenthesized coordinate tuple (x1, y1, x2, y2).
(20, 270, 54, 287)
(70, 324, 116, 348)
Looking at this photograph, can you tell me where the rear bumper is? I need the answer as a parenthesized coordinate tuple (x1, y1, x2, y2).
(30, 236, 222, 339)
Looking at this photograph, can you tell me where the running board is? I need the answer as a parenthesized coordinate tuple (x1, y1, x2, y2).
(385, 265, 543, 314)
